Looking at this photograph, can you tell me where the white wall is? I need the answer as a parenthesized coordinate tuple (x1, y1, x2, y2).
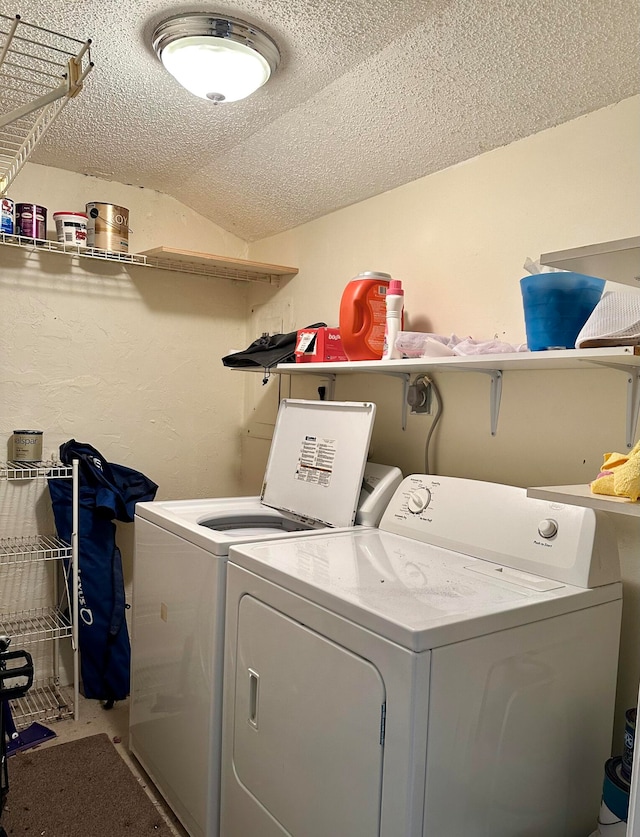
(0, 167, 254, 644)
(246, 95, 640, 748)
(3, 164, 251, 495)
(2, 96, 639, 751)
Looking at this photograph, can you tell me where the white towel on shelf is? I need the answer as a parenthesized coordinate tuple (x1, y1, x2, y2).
(576, 291, 640, 348)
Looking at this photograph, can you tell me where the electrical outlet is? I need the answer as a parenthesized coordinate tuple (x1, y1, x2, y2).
(407, 379, 432, 414)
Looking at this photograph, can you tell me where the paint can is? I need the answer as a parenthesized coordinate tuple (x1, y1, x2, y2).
(85, 202, 129, 252)
(596, 756, 629, 834)
(15, 203, 47, 239)
(1, 197, 14, 234)
(12, 430, 43, 462)
(53, 211, 88, 247)
(597, 801, 627, 835)
(622, 707, 636, 782)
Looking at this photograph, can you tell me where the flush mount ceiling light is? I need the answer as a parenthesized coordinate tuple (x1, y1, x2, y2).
(152, 13, 280, 104)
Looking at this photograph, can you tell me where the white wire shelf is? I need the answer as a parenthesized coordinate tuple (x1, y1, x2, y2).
(0, 534, 71, 565)
(0, 13, 93, 195)
(10, 677, 74, 728)
(0, 233, 298, 284)
(0, 459, 72, 479)
(0, 605, 72, 643)
(1, 231, 147, 263)
(0, 458, 79, 727)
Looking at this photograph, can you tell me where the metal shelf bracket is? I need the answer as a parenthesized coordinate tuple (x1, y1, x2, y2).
(487, 369, 502, 436)
(386, 373, 411, 430)
(447, 366, 503, 436)
(394, 372, 410, 430)
(589, 362, 640, 449)
(481, 369, 503, 436)
(626, 371, 640, 450)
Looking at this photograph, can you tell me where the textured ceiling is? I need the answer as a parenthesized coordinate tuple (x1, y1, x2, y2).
(4, 0, 640, 241)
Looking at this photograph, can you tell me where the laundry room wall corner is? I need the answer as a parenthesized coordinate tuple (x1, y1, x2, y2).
(245, 95, 640, 745)
(1, 164, 254, 623)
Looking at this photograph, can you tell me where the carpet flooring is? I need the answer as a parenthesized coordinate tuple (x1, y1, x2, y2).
(1, 733, 175, 836)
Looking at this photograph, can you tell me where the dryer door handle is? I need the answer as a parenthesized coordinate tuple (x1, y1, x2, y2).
(248, 668, 260, 729)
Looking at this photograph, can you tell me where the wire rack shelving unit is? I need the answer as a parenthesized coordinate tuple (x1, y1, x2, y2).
(0, 459, 79, 728)
(0, 13, 93, 195)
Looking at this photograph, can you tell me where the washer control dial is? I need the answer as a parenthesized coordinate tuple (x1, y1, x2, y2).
(538, 518, 558, 539)
(407, 488, 432, 514)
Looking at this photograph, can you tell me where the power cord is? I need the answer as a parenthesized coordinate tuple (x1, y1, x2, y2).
(413, 374, 443, 474)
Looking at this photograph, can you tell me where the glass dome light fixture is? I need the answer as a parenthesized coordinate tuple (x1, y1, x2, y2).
(152, 13, 280, 104)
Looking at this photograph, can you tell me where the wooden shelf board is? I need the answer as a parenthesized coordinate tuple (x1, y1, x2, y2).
(138, 247, 299, 277)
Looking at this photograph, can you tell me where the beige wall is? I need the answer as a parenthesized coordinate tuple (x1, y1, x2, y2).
(2, 95, 639, 749)
(3, 164, 251, 496)
(247, 95, 640, 746)
(0, 166, 254, 655)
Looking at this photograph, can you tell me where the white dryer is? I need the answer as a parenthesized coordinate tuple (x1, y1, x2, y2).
(221, 474, 623, 837)
(129, 399, 402, 837)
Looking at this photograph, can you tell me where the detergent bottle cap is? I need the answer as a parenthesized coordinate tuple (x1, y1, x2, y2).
(353, 271, 391, 281)
(388, 279, 403, 295)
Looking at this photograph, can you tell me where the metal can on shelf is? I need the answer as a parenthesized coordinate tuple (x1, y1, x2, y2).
(1, 197, 14, 234)
(12, 430, 43, 462)
(15, 203, 47, 239)
(85, 202, 129, 252)
(622, 707, 636, 782)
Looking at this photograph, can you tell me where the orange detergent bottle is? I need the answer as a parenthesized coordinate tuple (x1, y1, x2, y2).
(339, 271, 391, 361)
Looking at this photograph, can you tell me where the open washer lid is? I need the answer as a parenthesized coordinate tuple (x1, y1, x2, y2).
(261, 399, 377, 528)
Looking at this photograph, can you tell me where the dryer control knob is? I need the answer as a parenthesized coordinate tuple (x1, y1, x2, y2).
(407, 488, 431, 514)
(538, 518, 558, 539)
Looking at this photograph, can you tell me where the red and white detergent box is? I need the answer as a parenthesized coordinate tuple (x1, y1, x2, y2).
(295, 327, 348, 363)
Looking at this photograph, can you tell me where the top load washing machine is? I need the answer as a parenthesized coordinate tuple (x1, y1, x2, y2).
(221, 474, 623, 837)
(129, 399, 402, 837)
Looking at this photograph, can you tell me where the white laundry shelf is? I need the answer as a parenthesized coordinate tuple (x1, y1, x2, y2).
(276, 345, 640, 374)
(273, 346, 640, 445)
(540, 236, 640, 287)
(527, 484, 640, 517)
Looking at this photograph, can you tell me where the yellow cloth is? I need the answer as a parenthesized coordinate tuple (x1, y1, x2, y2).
(591, 440, 640, 501)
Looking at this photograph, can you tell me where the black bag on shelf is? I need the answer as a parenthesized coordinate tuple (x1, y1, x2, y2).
(222, 323, 327, 374)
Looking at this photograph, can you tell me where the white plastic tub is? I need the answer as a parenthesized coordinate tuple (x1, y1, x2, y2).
(53, 211, 88, 247)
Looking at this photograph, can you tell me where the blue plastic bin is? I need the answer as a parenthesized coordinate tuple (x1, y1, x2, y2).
(520, 272, 605, 351)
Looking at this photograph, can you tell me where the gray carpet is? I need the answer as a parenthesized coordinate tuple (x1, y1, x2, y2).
(1, 732, 175, 836)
